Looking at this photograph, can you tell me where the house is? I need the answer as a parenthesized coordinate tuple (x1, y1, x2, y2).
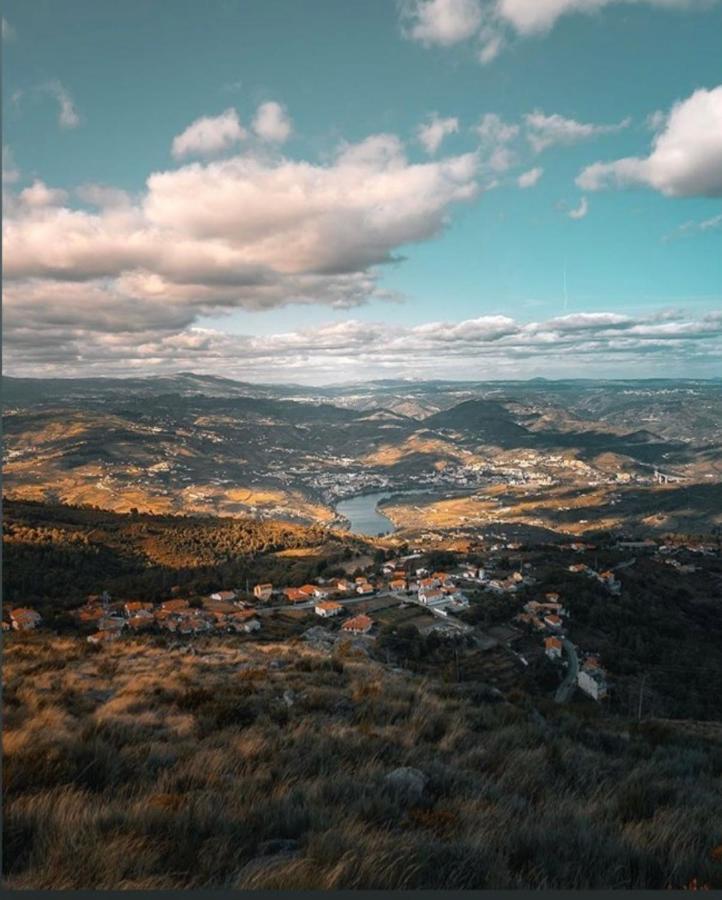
(389, 578, 407, 592)
(568, 563, 588, 574)
(210, 590, 237, 602)
(99, 615, 127, 632)
(356, 581, 374, 595)
(342, 614, 373, 635)
(162, 598, 190, 613)
(284, 588, 308, 604)
(545, 592, 560, 603)
(419, 576, 439, 591)
(315, 600, 343, 617)
(335, 579, 354, 593)
(298, 584, 318, 597)
(543, 614, 563, 632)
(544, 636, 563, 659)
(128, 614, 154, 631)
(253, 583, 273, 602)
(124, 601, 153, 617)
(9, 608, 42, 631)
(577, 660, 608, 700)
(312, 586, 333, 600)
(419, 588, 445, 606)
(227, 610, 261, 633)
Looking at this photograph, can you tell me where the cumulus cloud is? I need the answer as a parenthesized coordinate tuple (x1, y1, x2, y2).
(417, 114, 460, 154)
(401, 0, 484, 46)
(3, 132, 481, 368)
(19, 180, 69, 208)
(568, 196, 589, 218)
(171, 108, 246, 158)
(525, 110, 630, 153)
(517, 166, 543, 188)
(402, 0, 718, 63)
(577, 85, 722, 197)
(4, 306, 720, 381)
(252, 101, 293, 143)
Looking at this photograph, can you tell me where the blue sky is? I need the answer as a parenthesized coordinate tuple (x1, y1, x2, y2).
(3, 0, 721, 381)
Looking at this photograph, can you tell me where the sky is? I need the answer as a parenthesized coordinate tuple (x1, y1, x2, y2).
(2, 0, 721, 383)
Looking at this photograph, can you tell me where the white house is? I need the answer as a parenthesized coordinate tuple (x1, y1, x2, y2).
(315, 600, 343, 617)
(577, 663, 608, 700)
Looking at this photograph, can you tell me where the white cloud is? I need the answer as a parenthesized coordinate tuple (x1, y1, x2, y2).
(474, 112, 520, 145)
(401, 0, 719, 63)
(252, 101, 293, 143)
(171, 108, 246, 159)
(3, 133, 480, 356)
(663, 212, 722, 240)
(525, 110, 630, 153)
(417, 114, 460, 154)
(496, 0, 716, 35)
(19, 180, 69, 208)
(568, 196, 589, 219)
(577, 86, 722, 197)
(478, 28, 505, 62)
(2, 17, 16, 40)
(517, 166, 543, 188)
(43, 81, 80, 129)
(401, 0, 483, 46)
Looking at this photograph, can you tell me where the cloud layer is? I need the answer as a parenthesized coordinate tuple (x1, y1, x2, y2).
(4, 307, 720, 381)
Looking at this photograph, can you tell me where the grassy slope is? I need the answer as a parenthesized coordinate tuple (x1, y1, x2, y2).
(3, 633, 722, 890)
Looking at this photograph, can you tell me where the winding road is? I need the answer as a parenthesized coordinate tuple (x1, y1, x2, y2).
(555, 638, 579, 703)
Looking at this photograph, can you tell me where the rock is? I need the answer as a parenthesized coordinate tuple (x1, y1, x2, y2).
(384, 766, 428, 802)
(257, 838, 298, 856)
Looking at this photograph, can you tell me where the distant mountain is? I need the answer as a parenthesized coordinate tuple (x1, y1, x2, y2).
(423, 399, 529, 444)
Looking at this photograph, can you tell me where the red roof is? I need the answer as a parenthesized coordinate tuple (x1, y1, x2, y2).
(342, 614, 373, 633)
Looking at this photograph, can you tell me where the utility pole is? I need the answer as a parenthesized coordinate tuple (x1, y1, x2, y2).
(637, 673, 648, 722)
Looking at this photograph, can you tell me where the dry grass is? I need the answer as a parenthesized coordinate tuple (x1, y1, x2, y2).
(3, 632, 722, 889)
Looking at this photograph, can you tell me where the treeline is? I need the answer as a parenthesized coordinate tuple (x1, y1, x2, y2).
(2, 499, 369, 617)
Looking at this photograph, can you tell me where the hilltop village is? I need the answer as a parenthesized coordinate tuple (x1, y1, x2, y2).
(6, 527, 719, 710)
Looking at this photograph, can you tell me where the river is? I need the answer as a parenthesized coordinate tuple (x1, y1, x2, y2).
(334, 491, 397, 536)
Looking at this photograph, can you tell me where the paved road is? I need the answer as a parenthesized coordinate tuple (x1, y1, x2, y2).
(555, 638, 579, 703)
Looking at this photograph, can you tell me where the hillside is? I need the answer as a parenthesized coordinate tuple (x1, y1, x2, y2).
(2, 499, 372, 615)
(3, 632, 721, 890)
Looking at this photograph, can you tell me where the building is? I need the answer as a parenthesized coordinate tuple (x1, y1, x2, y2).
(9, 608, 42, 631)
(577, 661, 608, 700)
(342, 614, 373, 635)
(389, 578, 407, 592)
(315, 600, 343, 617)
(253, 583, 273, 602)
(544, 636, 563, 659)
(543, 614, 563, 632)
(284, 588, 308, 604)
(124, 601, 153, 617)
(162, 598, 190, 613)
(356, 581, 374, 595)
(210, 590, 237, 602)
(418, 588, 445, 606)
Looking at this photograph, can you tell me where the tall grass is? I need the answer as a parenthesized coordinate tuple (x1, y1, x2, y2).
(3, 632, 721, 889)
